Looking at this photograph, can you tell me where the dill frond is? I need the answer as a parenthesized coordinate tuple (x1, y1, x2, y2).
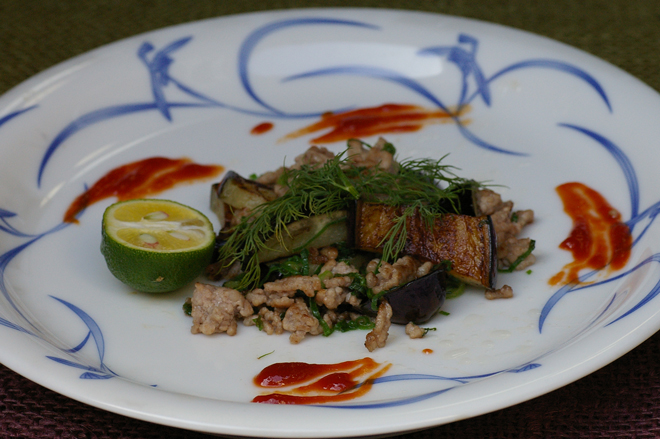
(214, 141, 479, 290)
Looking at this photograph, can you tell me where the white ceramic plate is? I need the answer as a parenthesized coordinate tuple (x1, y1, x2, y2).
(2, 8, 660, 438)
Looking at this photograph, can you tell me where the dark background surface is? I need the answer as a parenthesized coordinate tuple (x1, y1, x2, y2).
(2, 1, 660, 437)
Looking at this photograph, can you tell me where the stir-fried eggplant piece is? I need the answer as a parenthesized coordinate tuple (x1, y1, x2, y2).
(257, 211, 348, 263)
(384, 269, 447, 324)
(350, 202, 497, 289)
(210, 171, 277, 233)
(355, 269, 448, 324)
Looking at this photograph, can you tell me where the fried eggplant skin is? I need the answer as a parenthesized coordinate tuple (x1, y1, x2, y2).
(384, 269, 448, 324)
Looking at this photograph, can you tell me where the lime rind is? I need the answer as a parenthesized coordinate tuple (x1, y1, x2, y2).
(100, 199, 215, 293)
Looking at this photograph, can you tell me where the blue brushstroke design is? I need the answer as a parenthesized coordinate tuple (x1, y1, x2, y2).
(538, 124, 660, 332)
(238, 17, 379, 116)
(559, 123, 638, 219)
(0, 106, 38, 129)
(465, 59, 612, 112)
(33, 21, 616, 185)
(45, 296, 118, 380)
(0, 220, 69, 329)
(419, 33, 491, 108)
(318, 362, 542, 409)
(0, 206, 122, 380)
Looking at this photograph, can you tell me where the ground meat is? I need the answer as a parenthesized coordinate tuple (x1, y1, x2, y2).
(256, 146, 333, 181)
(245, 288, 296, 308)
(345, 293, 362, 307)
(263, 275, 322, 298)
(366, 256, 420, 294)
(499, 237, 536, 271)
(346, 138, 397, 173)
(331, 261, 358, 275)
(190, 283, 253, 336)
(475, 189, 535, 272)
(282, 298, 323, 343)
(251, 307, 284, 335)
(485, 284, 514, 300)
(315, 286, 347, 310)
(293, 145, 335, 169)
(365, 301, 393, 352)
(405, 322, 425, 339)
(416, 261, 434, 278)
(475, 188, 504, 216)
(255, 167, 285, 186)
(256, 146, 335, 196)
(319, 246, 339, 260)
(308, 247, 328, 265)
(323, 276, 352, 289)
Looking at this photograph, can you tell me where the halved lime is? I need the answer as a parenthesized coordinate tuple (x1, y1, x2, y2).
(100, 199, 215, 293)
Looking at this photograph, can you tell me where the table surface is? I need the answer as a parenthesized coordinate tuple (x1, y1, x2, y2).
(2, 1, 660, 437)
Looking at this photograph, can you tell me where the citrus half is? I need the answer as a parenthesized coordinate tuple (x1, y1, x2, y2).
(101, 199, 215, 293)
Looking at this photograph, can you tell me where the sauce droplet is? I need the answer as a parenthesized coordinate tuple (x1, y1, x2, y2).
(422, 349, 434, 355)
(549, 182, 632, 286)
(63, 157, 223, 223)
(252, 357, 390, 404)
(281, 103, 467, 144)
(251, 122, 274, 135)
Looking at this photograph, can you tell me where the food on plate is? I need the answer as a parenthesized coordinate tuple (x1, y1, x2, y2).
(101, 199, 215, 293)
(186, 138, 535, 350)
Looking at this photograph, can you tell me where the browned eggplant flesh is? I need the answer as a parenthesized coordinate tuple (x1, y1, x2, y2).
(210, 171, 277, 235)
(350, 201, 497, 290)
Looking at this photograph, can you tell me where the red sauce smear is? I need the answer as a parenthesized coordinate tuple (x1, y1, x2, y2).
(549, 182, 632, 286)
(63, 157, 224, 223)
(281, 103, 468, 144)
(251, 122, 274, 135)
(252, 357, 390, 404)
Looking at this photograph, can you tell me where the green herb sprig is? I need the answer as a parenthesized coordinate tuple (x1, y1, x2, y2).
(215, 141, 477, 290)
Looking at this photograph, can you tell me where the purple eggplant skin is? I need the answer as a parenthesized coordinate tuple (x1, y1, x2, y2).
(384, 269, 448, 325)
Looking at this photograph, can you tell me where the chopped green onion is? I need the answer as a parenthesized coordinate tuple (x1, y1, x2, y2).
(499, 240, 536, 273)
(445, 276, 466, 299)
(334, 316, 375, 332)
(422, 327, 437, 336)
(182, 300, 192, 316)
(308, 297, 334, 337)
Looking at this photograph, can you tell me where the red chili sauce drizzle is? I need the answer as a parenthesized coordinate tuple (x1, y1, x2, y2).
(281, 103, 468, 144)
(63, 157, 224, 223)
(549, 182, 632, 286)
(251, 122, 274, 135)
(252, 357, 390, 404)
